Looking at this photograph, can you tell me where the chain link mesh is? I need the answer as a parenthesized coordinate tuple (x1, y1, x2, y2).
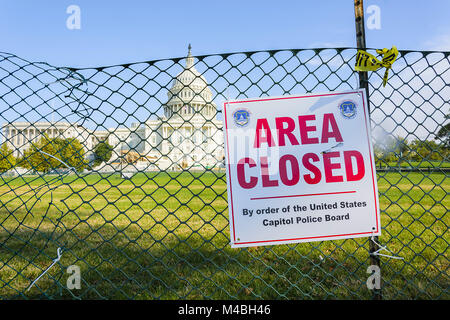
(0, 48, 448, 299)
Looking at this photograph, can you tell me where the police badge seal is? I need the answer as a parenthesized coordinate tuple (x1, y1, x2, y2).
(233, 108, 251, 127)
(338, 100, 357, 119)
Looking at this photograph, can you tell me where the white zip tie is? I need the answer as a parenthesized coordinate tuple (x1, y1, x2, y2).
(370, 235, 404, 260)
(26, 247, 63, 292)
(321, 142, 344, 154)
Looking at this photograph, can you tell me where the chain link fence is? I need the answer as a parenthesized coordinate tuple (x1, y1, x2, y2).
(0, 47, 448, 299)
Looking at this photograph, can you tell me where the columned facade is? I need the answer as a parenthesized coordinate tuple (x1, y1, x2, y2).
(1, 122, 96, 158)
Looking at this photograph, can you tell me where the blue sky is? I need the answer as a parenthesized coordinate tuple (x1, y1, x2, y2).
(1, 0, 450, 68)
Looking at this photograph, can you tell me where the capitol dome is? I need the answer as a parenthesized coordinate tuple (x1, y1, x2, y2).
(164, 45, 216, 119)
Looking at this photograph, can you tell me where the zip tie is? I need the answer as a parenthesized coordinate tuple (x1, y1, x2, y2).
(26, 247, 63, 292)
(321, 142, 344, 154)
(370, 235, 403, 260)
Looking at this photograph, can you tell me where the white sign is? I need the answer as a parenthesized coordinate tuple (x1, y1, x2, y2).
(223, 89, 380, 248)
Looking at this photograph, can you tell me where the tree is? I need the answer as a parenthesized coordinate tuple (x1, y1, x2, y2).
(435, 113, 449, 149)
(21, 135, 87, 173)
(21, 134, 57, 172)
(54, 138, 88, 171)
(92, 141, 113, 167)
(409, 139, 443, 162)
(0, 143, 15, 173)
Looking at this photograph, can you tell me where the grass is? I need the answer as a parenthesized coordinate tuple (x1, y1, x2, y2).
(375, 160, 450, 168)
(0, 170, 448, 300)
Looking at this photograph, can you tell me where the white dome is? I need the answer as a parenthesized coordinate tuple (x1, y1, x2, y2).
(164, 45, 216, 119)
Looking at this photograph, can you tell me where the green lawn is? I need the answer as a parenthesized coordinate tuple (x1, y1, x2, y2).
(375, 160, 450, 168)
(0, 171, 448, 299)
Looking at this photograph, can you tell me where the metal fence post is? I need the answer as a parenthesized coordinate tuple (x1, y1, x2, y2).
(354, 0, 382, 300)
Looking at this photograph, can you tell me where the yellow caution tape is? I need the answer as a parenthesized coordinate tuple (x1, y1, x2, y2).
(355, 46, 398, 87)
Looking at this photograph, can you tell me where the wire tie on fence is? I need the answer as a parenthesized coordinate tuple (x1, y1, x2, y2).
(370, 234, 404, 260)
(26, 247, 63, 292)
(321, 142, 344, 154)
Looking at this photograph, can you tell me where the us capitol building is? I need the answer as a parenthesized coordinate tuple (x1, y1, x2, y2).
(2, 46, 224, 172)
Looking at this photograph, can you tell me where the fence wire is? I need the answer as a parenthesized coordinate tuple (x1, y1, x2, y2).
(0, 48, 448, 299)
